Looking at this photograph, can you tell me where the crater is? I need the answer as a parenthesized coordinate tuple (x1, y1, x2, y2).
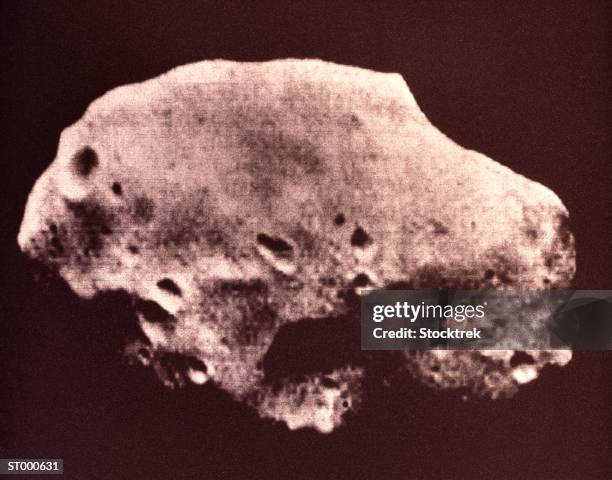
(256, 233, 293, 256)
(157, 278, 182, 296)
(72, 146, 98, 177)
(352, 273, 371, 287)
(350, 226, 370, 247)
(510, 351, 535, 368)
(334, 213, 346, 226)
(134, 298, 176, 326)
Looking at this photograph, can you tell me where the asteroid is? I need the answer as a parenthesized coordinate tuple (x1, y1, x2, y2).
(18, 59, 575, 433)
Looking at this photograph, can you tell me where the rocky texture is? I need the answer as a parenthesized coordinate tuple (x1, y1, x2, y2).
(18, 59, 575, 433)
(406, 349, 572, 400)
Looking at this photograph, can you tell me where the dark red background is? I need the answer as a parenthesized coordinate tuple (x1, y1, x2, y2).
(1, 1, 610, 479)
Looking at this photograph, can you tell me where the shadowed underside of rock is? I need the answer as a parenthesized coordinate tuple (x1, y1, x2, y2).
(17, 59, 575, 433)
